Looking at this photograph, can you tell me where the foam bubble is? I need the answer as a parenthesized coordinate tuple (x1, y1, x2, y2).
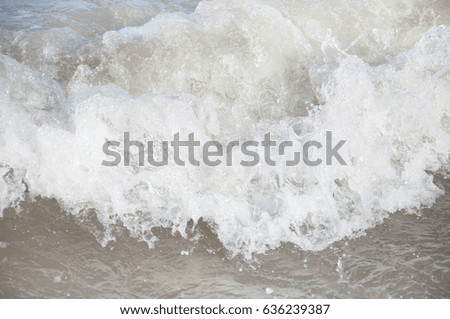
(0, 0, 449, 257)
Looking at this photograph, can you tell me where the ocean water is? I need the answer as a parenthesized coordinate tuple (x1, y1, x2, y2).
(0, 0, 449, 298)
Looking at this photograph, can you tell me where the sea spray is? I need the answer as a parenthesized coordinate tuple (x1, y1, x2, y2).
(0, 0, 449, 257)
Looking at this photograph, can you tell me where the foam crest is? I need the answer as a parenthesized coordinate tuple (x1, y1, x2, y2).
(0, 0, 449, 256)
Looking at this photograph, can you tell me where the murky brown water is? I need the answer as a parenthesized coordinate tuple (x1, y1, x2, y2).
(1, 0, 449, 299)
(1, 177, 448, 298)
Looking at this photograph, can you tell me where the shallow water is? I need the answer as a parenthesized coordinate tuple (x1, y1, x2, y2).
(0, 0, 449, 298)
(0, 177, 448, 298)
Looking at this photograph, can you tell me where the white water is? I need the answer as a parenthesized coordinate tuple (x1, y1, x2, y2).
(0, 0, 449, 257)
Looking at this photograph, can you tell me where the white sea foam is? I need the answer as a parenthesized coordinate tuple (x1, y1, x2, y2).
(0, 0, 449, 257)
(0, 242, 9, 249)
